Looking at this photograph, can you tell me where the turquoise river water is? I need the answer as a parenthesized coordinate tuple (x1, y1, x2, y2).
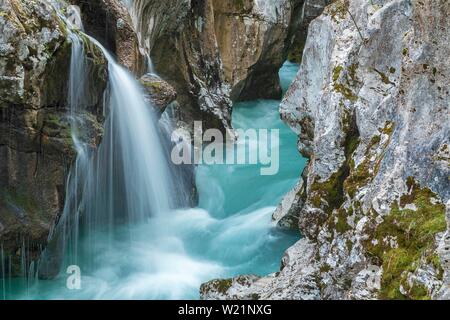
(2, 62, 305, 300)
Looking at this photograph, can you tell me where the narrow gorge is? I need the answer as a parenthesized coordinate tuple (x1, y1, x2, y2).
(0, 0, 449, 301)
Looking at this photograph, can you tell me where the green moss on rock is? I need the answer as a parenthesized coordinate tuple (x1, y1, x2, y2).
(408, 283, 430, 300)
(333, 65, 344, 82)
(327, 0, 350, 23)
(334, 208, 352, 233)
(344, 121, 394, 198)
(332, 64, 359, 102)
(207, 278, 233, 294)
(288, 42, 305, 64)
(76, 32, 106, 67)
(366, 178, 446, 300)
(373, 68, 395, 85)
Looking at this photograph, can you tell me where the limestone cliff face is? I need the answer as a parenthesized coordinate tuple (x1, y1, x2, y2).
(128, 0, 311, 132)
(202, 0, 450, 300)
(0, 0, 107, 275)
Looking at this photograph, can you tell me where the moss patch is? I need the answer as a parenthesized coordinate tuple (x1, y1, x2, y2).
(333, 65, 344, 82)
(233, 0, 246, 10)
(206, 278, 233, 295)
(332, 64, 359, 102)
(373, 68, 395, 85)
(366, 178, 446, 300)
(76, 31, 107, 67)
(334, 208, 352, 233)
(288, 43, 304, 64)
(327, 0, 350, 23)
(344, 121, 394, 198)
(41, 111, 71, 138)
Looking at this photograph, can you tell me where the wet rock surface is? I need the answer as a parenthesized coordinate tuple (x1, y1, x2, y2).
(129, 0, 233, 133)
(0, 0, 107, 276)
(139, 73, 177, 113)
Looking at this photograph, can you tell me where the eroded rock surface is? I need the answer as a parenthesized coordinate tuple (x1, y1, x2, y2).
(128, 0, 324, 132)
(129, 0, 232, 133)
(202, 0, 450, 300)
(213, 0, 293, 101)
(201, 238, 320, 299)
(272, 179, 305, 229)
(0, 0, 107, 275)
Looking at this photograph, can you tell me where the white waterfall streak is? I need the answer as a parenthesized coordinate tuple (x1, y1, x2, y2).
(39, 7, 176, 275)
(95, 40, 174, 218)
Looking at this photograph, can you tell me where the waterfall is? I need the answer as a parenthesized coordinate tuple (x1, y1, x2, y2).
(38, 7, 178, 277)
(145, 52, 156, 74)
(93, 42, 175, 219)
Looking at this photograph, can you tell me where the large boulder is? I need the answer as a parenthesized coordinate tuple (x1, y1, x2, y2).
(0, 0, 107, 276)
(203, 0, 450, 300)
(139, 73, 177, 113)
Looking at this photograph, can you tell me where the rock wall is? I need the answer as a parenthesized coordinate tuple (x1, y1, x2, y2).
(128, 0, 316, 132)
(212, 0, 293, 101)
(202, 0, 450, 300)
(0, 0, 107, 276)
(129, 0, 232, 133)
(69, 0, 146, 76)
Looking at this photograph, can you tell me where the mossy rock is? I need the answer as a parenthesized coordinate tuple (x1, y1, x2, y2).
(288, 41, 305, 64)
(310, 109, 359, 217)
(344, 121, 395, 198)
(139, 74, 177, 112)
(365, 178, 446, 300)
(332, 64, 359, 102)
(326, 0, 350, 23)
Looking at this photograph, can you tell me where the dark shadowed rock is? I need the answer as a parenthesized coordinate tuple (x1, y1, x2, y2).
(70, 0, 146, 76)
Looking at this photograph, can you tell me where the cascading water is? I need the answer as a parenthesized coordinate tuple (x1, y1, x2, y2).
(4, 2, 179, 294)
(40, 32, 178, 269)
(2, 3, 304, 300)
